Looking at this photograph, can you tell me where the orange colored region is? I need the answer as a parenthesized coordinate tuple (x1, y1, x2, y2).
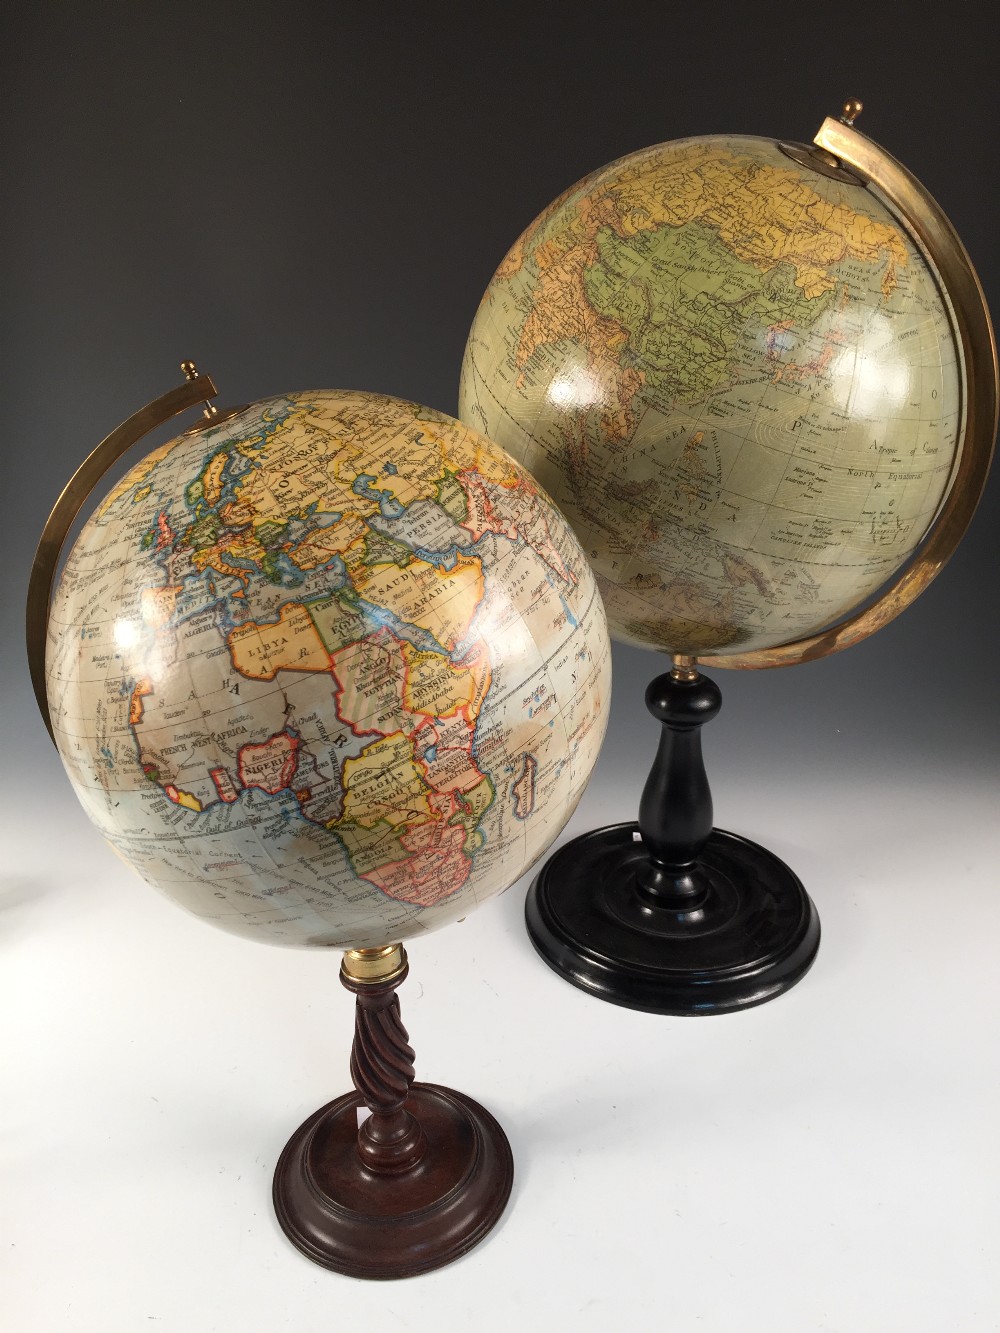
(456, 470, 574, 583)
(352, 556, 484, 653)
(155, 511, 175, 550)
(365, 819, 471, 907)
(163, 784, 202, 812)
(218, 499, 255, 528)
(608, 142, 908, 299)
(227, 602, 332, 680)
(140, 584, 181, 628)
(210, 767, 240, 803)
(129, 677, 154, 726)
(493, 168, 603, 283)
(237, 730, 300, 794)
(516, 197, 643, 442)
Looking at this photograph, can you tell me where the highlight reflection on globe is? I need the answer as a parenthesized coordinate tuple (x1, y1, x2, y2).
(47, 390, 610, 948)
(460, 134, 964, 655)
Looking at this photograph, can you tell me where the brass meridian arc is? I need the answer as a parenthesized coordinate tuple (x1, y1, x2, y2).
(698, 111, 997, 672)
(26, 366, 225, 744)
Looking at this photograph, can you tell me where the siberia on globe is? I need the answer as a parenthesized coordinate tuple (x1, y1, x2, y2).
(47, 390, 611, 948)
(460, 134, 963, 655)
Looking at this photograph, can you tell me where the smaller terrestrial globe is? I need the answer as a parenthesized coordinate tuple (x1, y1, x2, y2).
(460, 133, 966, 656)
(47, 389, 611, 948)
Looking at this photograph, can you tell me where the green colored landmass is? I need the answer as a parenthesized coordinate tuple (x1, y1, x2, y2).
(306, 590, 368, 653)
(583, 220, 833, 407)
(363, 529, 413, 568)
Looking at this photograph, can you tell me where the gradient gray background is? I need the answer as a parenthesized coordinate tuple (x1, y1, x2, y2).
(2, 7, 999, 1329)
(3, 3, 998, 773)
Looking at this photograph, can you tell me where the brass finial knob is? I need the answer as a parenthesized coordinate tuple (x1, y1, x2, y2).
(841, 98, 863, 127)
(180, 360, 200, 381)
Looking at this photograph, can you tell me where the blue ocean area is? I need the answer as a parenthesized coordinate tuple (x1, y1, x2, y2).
(353, 595, 450, 656)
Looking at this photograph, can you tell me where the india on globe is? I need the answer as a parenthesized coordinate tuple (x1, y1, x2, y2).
(460, 133, 964, 655)
(46, 389, 611, 949)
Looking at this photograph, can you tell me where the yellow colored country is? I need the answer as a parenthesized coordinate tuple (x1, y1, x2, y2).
(610, 142, 908, 300)
(341, 731, 431, 828)
(353, 555, 484, 652)
(228, 601, 332, 679)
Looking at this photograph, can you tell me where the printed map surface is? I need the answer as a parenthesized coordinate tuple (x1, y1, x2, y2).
(461, 135, 963, 654)
(48, 392, 610, 947)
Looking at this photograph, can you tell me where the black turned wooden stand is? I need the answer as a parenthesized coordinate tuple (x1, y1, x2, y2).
(525, 667, 820, 1015)
(273, 949, 513, 1278)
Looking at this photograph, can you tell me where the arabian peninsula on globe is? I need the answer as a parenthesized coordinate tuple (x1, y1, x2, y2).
(460, 135, 963, 655)
(47, 391, 610, 948)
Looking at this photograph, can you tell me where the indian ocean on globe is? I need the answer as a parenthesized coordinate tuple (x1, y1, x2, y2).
(459, 108, 996, 1018)
(46, 388, 611, 950)
(460, 132, 962, 657)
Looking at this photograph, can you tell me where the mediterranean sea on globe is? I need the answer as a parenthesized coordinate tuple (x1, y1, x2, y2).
(46, 390, 611, 948)
(459, 135, 964, 655)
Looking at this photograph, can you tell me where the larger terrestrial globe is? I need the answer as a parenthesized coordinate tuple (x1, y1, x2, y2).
(460, 134, 964, 654)
(47, 390, 611, 948)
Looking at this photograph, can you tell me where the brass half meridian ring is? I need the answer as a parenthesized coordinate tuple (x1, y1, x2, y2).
(699, 117, 997, 672)
(26, 371, 224, 743)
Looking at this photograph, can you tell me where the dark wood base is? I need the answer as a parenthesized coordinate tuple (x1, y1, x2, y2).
(525, 821, 820, 1015)
(273, 1082, 513, 1279)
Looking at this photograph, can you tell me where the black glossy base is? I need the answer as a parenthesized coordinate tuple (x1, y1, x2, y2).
(526, 821, 820, 1015)
(273, 1082, 513, 1280)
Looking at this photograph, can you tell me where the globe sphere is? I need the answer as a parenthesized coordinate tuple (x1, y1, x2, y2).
(460, 134, 963, 656)
(47, 390, 611, 948)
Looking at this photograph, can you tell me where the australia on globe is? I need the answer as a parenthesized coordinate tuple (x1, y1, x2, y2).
(460, 134, 963, 655)
(47, 390, 610, 948)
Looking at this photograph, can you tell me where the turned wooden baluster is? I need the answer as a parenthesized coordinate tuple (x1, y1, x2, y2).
(340, 945, 427, 1174)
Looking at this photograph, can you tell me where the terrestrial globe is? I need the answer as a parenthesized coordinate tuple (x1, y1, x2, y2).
(42, 386, 609, 949)
(459, 105, 996, 1015)
(30, 372, 612, 1276)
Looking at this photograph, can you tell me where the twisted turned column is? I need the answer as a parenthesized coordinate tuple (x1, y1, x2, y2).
(340, 944, 427, 1175)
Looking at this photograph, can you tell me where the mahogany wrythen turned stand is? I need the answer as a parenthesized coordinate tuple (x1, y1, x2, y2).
(273, 944, 513, 1278)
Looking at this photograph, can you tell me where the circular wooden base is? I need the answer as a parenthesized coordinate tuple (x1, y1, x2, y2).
(526, 821, 820, 1015)
(272, 1082, 513, 1279)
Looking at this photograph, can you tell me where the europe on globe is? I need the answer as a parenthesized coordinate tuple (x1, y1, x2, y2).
(460, 133, 964, 655)
(46, 389, 611, 949)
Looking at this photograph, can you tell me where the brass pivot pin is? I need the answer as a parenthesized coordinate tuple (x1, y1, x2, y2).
(181, 359, 219, 421)
(840, 98, 863, 127)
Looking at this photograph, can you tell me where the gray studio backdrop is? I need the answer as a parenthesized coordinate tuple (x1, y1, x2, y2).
(3, 4, 997, 818)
